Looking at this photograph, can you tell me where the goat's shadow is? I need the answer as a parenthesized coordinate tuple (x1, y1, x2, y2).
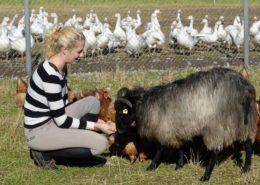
(129, 137, 247, 170)
(161, 140, 246, 170)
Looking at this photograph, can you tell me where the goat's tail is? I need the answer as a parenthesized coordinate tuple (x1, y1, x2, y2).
(243, 96, 258, 143)
(243, 97, 251, 125)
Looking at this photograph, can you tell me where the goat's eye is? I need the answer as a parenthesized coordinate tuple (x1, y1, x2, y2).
(122, 109, 128, 114)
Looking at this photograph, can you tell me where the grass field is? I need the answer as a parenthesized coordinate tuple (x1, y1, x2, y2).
(0, 1, 260, 184)
(1, 0, 259, 7)
(0, 66, 260, 185)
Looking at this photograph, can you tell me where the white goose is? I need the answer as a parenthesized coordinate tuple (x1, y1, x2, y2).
(125, 22, 143, 57)
(199, 15, 213, 35)
(216, 16, 228, 42)
(250, 17, 260, 46)
(176, 9, 183, 28)
(143, 9, 165, 51)
(226, 16, 242, 49)
(49, 13, 59, 28)
(103, 18, 120, 52)
(120, 10, 131, 30)
(233, 21, 244, 49)
(113, 13, 127, 46)
(0, 22, 11, 58)
(131, 9, 142, 30)
(30, 11, 45, 41)
(225, 15, 241, 34)
(145, 9, 161, 31)
(0, 17, 10, 32)
(175, 21, 197, 53)
(8, 20, 35, 60)
(82, 19, 97, 57)
(249, 16, 260, 36)
(253, 31, 260, 45)
(92, 13, 103, 36)
(8, 14, 18, 31)
(83, 14, 91, 29)
(96, 19, 110, 56)
(195, 20, 221, 44)
(64, 9, 77, 27)
(42, 12, 53, 34)
(169, 20, 179, 47)
(184, 15, 198, 36)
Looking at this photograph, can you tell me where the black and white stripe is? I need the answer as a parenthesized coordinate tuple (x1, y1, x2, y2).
(24, 60, 92, 129)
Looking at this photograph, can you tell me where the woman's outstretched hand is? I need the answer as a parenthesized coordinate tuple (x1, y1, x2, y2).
(94, 119, 116, 135)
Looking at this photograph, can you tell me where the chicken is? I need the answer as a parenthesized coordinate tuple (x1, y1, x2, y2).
(97, 87, 113, 122)
(239, 66, 250, 79)
(106, 100, 116, 123)
(109, 129, 139, 164)
(15, 80, 116, 128)
(14, 78, 28, 107)
(122, 142, 139, 163)
(68, 87, 115, 123)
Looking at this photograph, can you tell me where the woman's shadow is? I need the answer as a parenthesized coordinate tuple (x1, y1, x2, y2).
(55, 155, 107, 167)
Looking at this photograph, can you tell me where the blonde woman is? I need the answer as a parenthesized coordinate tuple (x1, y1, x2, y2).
(24, 26, 115, 169)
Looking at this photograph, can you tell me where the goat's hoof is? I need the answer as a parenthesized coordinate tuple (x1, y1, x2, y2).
(175, 164, 183, 170)
(241, 165, 251, 173)
(146, 164, 157, 171)
(233, 159, 243, 167)
(200, 174, 210, 182)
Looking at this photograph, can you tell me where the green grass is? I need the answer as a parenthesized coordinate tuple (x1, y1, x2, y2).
(1, 0, 259, 9)
(1, 66, 260, 185)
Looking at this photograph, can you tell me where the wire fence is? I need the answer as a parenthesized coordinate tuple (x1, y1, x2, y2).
(0, 1, 259, 78)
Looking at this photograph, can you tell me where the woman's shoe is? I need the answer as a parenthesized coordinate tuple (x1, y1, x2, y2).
(30, 149, 58, 170)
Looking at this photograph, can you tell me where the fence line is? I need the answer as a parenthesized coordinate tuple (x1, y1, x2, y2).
(0, 1, 259, 78)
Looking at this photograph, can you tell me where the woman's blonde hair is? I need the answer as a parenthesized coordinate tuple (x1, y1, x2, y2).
(44, 26, 85, 59)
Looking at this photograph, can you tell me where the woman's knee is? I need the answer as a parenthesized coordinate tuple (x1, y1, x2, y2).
(90, 135, 108, 155)
(83, 96, 100, 114)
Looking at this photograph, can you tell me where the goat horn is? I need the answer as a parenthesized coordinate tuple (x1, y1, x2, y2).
(116, 98, 133, 108)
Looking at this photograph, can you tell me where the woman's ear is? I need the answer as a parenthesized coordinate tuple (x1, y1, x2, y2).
(61, 47, 69, 56)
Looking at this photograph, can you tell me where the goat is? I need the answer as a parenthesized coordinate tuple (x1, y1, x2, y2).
(115, 67, 257, 181)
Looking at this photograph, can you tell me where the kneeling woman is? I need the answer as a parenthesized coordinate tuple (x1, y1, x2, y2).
(23, 26, 115, 169)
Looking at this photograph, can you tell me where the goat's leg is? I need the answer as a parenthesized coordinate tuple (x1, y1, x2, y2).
(242, 138, 253, 173)
(200, 149, 219, 181)
(146, 145, 163, 171)
(175, 148, 184, 170)
(232, 151, 243, 167)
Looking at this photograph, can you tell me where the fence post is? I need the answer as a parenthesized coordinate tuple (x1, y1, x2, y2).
(23, 0, 32, 76)
(243, 0, 249, 67)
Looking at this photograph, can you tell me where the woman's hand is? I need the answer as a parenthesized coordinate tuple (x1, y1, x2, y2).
(94, 119, 116, 135)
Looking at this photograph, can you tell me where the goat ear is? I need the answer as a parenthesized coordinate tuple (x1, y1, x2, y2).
(130, 121, 136, 127)
(117, 87, 129, 98)
(132, 87, 145, 101)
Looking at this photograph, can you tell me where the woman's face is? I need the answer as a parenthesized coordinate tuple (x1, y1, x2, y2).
(66, 39, 85, 64)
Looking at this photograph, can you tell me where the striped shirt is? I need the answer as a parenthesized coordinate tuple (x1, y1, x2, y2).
(24, 60, 94, 130)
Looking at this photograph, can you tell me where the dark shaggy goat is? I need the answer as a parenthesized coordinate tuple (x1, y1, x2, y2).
(115, 67, 257, 181)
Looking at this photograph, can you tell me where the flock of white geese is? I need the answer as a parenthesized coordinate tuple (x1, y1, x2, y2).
(0, 7, 260, 59)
